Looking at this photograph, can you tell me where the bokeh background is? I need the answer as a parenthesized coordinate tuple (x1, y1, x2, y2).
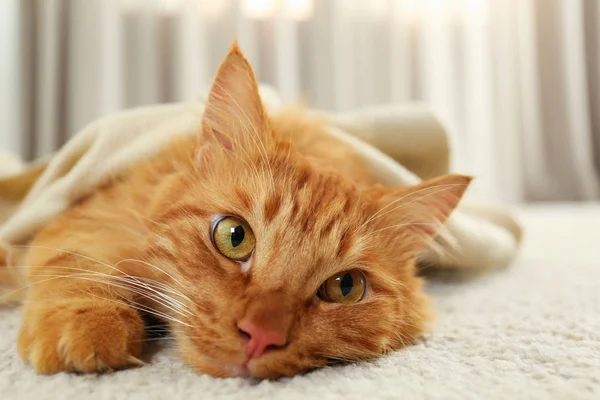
(1, 0, 599, 202)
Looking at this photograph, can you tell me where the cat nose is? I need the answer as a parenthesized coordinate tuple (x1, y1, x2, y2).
(237, 322, 287, 359)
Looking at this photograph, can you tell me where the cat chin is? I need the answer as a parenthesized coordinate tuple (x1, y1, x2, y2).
(190, 357, 268, 379)
(224, 363, 251, 378)
(183, 354, 250, 378)
(190, 355, 282, 379)
(184, 350, 309, 379)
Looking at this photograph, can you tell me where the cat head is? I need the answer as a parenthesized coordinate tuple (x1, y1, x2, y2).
(146, 43, 471, 378)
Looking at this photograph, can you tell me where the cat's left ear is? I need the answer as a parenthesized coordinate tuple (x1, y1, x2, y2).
(201, 41, 272, 150)
(363, 174, 472, 245)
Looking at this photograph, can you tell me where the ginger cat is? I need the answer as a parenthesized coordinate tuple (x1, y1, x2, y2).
(15, 43, 471, 378)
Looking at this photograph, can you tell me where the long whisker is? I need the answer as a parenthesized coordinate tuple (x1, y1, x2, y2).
(133, 277, 194, 310)
(6, 262, 193, 319)
(17, 264, 181, 294)
(17, 264, 192, 315)
(11, 245, 189, 299)
(113, 258, 188, 294)
(369, 222, 439, 236)
(357, 184, 468, 232)
(131, 337, 177, 343)
(22, 274, 193, 327)
(27, 272, 192, 319)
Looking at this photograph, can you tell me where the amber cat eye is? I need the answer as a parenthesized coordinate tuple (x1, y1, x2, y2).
(318, 270, 366, 304)
(211, 216, 256, 261)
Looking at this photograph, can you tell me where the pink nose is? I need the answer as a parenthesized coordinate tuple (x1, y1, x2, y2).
(237, 322, 287, 359)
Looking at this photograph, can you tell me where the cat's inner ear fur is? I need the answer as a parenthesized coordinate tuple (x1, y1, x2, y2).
(363, 174, 472, 244)
(201, 41, 272, 151)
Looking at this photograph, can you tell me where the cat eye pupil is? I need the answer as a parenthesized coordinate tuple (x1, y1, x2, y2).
(212, 216, 255, 261)
(340, 273, 353, 296)
(319, 270, 366, 304)
(230, 225, 245, 247)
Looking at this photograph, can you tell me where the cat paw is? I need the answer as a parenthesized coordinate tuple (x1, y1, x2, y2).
(18, 299, 145, 374)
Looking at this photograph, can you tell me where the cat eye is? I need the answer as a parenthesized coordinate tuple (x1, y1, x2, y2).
(318, 270, 366, 304)
(211, 216, 256, 261)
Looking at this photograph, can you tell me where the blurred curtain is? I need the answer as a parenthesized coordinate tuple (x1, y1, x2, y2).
(1, 0, 599, 202)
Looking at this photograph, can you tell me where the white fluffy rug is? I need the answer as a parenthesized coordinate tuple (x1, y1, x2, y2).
(1, 205, 599, 400)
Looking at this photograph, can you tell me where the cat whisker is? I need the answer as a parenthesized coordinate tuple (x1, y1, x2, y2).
(86, 290, 193, 328)
(105, 275, 193, 317)
(110, 268, 194, 314)
(10, 245, 192, 312)
(325, 358, 354, 365)
(132, 275, 192, 302)
(17, 264, 193, 315)
(144, 325, 171, 331)
(18, 265, 190, 312)
(28, 272, 192, 319)
(75, 277, 193, 328)
(11, 245, 157, 289)
(19, 281, 193, 330)
(369, 222, 439, 236)
(114, 258, 188, 292)
(356, 184, 468, 233)
(131, 337, 177, 343)
(16, 265, 191, 307)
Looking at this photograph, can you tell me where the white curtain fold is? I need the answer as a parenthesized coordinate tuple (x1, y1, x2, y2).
(0, 0, 599, 202)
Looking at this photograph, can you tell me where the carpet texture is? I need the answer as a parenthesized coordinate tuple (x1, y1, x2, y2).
(1, 205, 598, 400)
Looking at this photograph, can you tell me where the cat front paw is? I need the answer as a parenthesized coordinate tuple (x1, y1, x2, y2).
(18, 299, 145, 374)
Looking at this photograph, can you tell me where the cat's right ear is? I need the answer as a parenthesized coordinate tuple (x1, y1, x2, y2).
(362, 174, 472, 251)
(200, 41, 273, 151)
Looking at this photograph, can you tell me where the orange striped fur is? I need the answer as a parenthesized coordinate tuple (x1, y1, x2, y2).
(15, 43, 471, 378)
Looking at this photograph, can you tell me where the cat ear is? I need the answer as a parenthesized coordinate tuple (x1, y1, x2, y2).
(201, 41, 272, 150)
(364, 174, 472, 244)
